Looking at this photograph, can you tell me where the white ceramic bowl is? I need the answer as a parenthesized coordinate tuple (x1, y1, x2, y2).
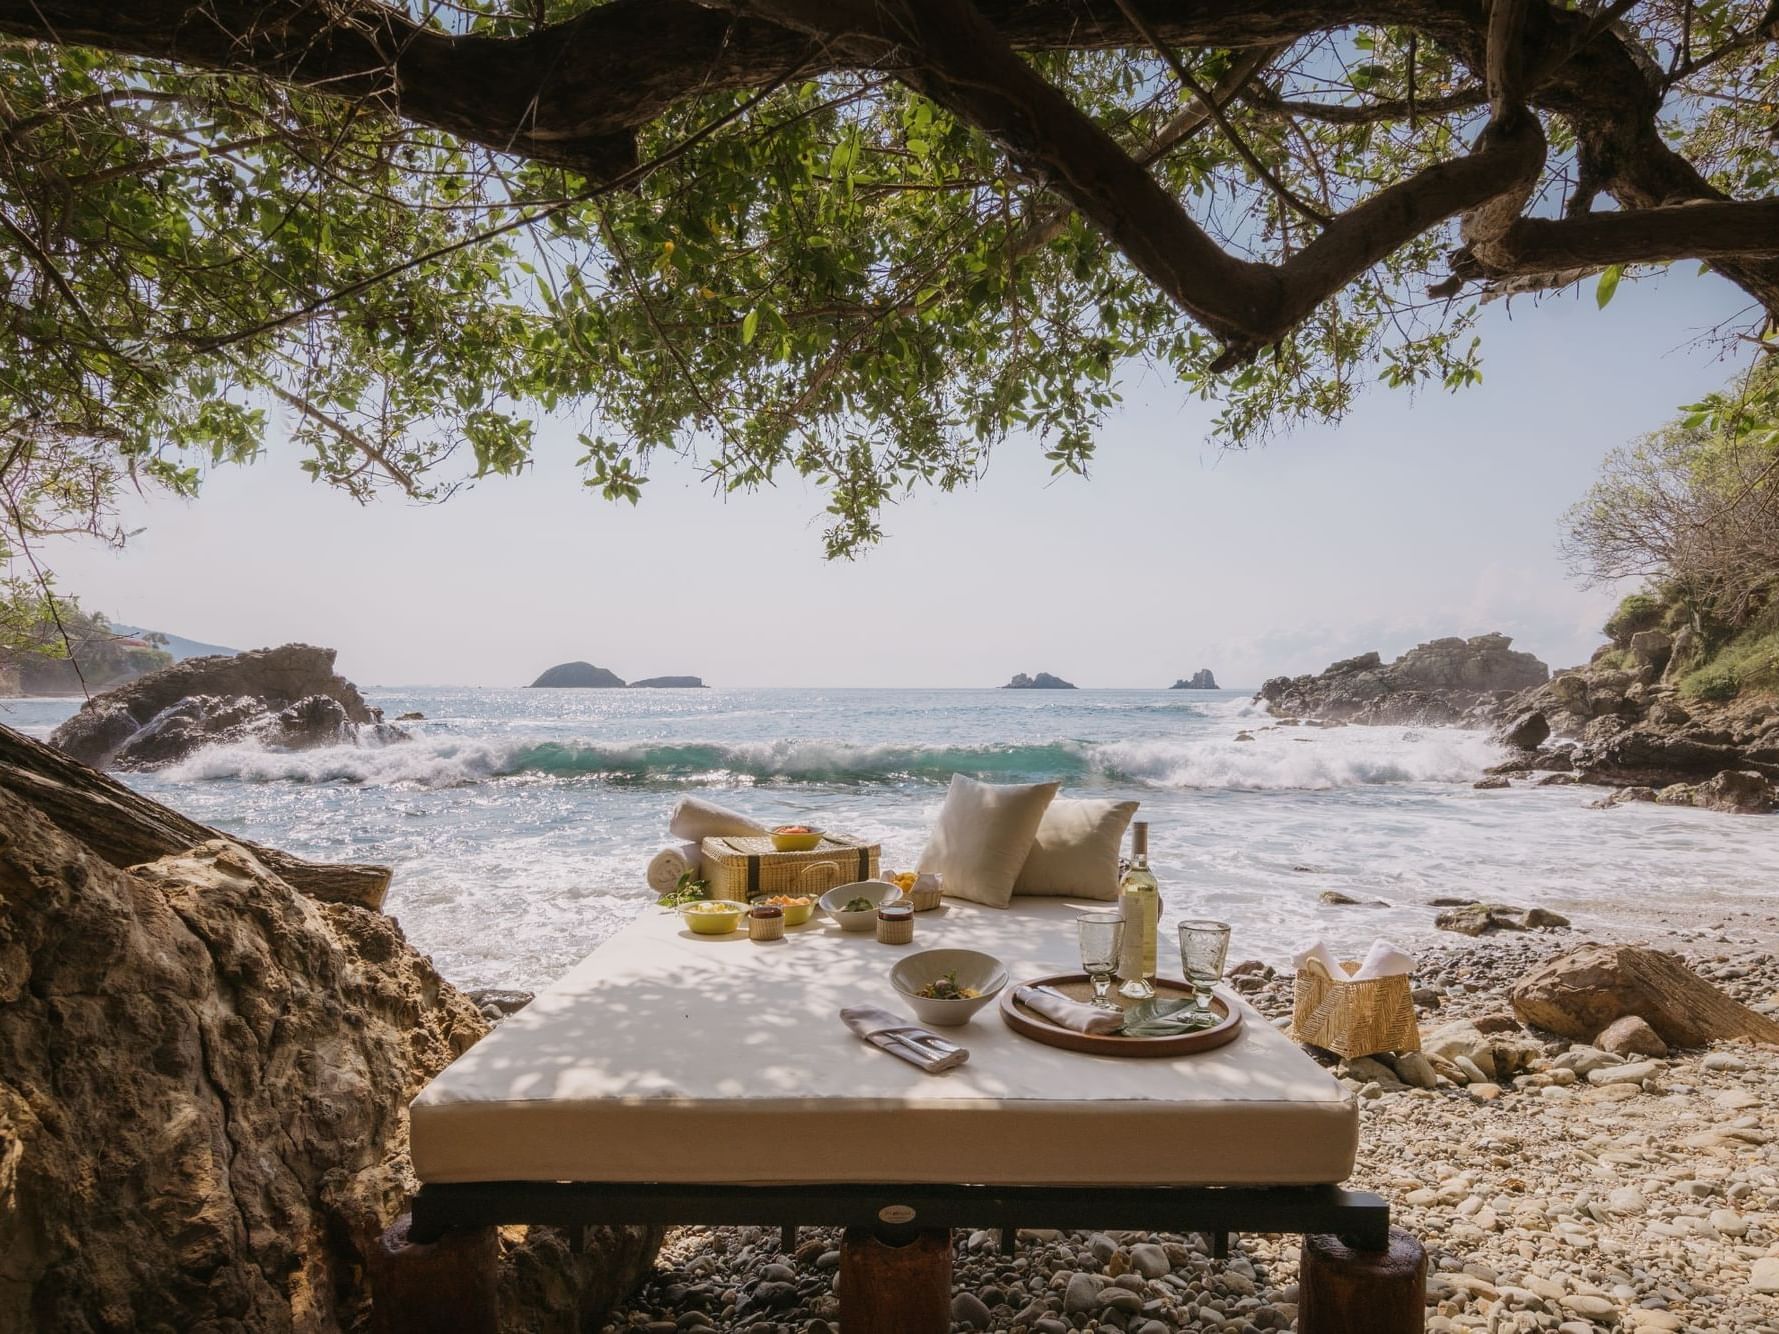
(890, 948, 1009, 1027)
(819, 880, 904, 931)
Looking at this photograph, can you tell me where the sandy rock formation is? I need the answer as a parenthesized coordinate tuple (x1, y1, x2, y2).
(1510, 944, 1779, 1047)
(1257, 634, 1548, 725)
(49, 644, 401, 770)
(0, 731, 660, 1330)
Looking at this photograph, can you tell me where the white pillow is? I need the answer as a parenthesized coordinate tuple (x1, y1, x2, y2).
(918, 775, 1059, 908)
(1013, 798, 1140, 900)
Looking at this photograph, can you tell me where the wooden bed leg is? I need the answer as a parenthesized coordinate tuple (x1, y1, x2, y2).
(780, 1224, 797, 1254)
(1298, 1228, 1425, 1334)
(999, 1227, 1016, 1255)
(368, 1212, 499, 1334)
(837, 1226, 951, 1334)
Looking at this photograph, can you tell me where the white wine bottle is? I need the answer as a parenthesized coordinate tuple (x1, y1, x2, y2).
(1118, 821, 1159, 999)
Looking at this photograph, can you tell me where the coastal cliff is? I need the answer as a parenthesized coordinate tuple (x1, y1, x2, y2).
(0, 721, 660, 1329)
(1481, 597, 1779, 806)
(1257, 634, 1548, 725)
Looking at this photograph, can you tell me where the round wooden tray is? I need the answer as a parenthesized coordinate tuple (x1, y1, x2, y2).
(998, 974, 1242, 1057)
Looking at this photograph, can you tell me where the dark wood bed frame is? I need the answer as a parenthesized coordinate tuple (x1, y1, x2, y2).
(376, 1180, 1423, 1333)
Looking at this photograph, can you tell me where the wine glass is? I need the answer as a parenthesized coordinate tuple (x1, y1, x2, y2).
(1177, 920, 1231, 1014)
(1076, 911, 1126, 1011)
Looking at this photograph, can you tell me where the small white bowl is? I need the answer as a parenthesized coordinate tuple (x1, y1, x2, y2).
(819, 880, 903, 931)
(890, 948, 1009, 1027)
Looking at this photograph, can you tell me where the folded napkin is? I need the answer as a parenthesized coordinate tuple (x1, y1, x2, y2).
(1292, 938, 1417, 981)
(840, 1006, 969, 1073)
(1013, 985, 1123, 1035)
(646, 843, 702, 896)
(669, 795, 767, 842)
(1352, 938, 1416, 981)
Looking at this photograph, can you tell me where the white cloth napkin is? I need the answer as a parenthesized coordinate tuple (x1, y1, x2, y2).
(840, 1006, 969, 1073)
(1292, 939, 1416, 981)
(669, 795, 767, 842)
(1012, 985, 1123, 1035)
(1352, 939, 1416, 980)
(646, 843, 702, 895)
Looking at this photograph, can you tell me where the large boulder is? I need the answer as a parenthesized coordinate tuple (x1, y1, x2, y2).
(1004, 672, 1076, 689)
(529, 661, 625, 688)
(0, 790, 659, 1331)
(49, 645, 398, 770)
(1510, 943, 1779, 1047)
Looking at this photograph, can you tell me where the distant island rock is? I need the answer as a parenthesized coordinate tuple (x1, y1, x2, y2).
(1256, 633, 1549, 726)
(1170, 669, 1220, 690)
(1004, 672, 1077, 690)
(49, 643, 404, 770)
(529, 661, 625, 688)
(628, 676, 707, 689)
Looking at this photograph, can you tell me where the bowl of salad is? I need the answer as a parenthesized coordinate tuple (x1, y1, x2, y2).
(769, 823, 824, 852)
(890, 949, 1008, 1026)
(818, 880, 903, 931)
(678, 899, 748, 935)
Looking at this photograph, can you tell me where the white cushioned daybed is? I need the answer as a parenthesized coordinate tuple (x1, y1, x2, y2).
(410, 899, 1370, 1242)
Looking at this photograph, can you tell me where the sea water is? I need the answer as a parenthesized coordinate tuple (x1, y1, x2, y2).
(6, 687, 1776, 992)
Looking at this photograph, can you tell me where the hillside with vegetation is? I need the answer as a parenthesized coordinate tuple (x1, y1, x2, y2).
(0, 603, 173, 695)
(1565, 360, 1779, 707)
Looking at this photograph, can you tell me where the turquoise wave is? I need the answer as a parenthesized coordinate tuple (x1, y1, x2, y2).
(499, 740, 1100, 785)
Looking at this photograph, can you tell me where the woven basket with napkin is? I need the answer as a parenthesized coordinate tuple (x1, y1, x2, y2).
(1290, 940, 1422, 1059)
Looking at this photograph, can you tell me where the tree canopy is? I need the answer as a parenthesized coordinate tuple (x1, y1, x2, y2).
(0, 0, 1775, 614)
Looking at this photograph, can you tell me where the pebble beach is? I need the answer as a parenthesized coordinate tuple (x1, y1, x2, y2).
(598, 935, 1779, 1334)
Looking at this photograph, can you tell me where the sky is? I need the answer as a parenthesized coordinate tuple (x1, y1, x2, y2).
(48, 266, 1756, 689)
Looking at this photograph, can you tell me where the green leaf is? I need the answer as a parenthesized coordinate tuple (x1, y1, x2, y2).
(1596, 265, 1623, 309)
(741, 308, 760, 345)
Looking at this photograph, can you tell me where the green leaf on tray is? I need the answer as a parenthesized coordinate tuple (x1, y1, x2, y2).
(1119, 997, 1218, 1037)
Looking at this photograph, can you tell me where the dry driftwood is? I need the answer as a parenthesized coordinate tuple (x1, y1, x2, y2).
(0, 720, 390, 909)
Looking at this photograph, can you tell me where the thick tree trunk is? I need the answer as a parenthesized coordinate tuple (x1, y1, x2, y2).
(0, 720, 390, 909)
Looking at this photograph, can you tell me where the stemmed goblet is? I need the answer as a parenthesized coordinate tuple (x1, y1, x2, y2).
(1076, 911, 1126, 1011)
(1177, 920, 1231, 1015)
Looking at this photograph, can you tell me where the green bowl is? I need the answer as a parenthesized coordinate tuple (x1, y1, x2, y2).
(680, 901, 746, 935)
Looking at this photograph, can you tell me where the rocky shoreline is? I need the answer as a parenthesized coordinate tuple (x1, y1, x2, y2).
(1255, 629, 1778, 812)
(598, 934, 1779, 1334)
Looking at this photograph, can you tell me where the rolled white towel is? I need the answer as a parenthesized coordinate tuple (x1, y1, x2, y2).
(669, 795, 766, 842)
(1292, 940, 1345, 979)
(646, 843, 703, 896)
(1352, 938, 1416, 980)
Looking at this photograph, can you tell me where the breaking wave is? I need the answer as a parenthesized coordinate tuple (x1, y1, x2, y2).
(161, 727, 1502, 792)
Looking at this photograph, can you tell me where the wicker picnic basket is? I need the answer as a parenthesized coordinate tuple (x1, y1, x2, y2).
(1290, 957, 1422, 1060)
(699, 834, 880, 903)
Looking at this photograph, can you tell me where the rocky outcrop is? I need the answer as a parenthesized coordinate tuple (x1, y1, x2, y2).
(1510, 944, 1779, 1047)
(1170, 669, 1219, 690)
(1433, 902, 1570, 936)
(1004, 672, 1076, 689)
(0, 742, 660, 1330)
(529, 661, 625, 688)
(628, 676, 707, 689)
(1257, 634, 1548, 725)
(49, 644, 399, 770)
